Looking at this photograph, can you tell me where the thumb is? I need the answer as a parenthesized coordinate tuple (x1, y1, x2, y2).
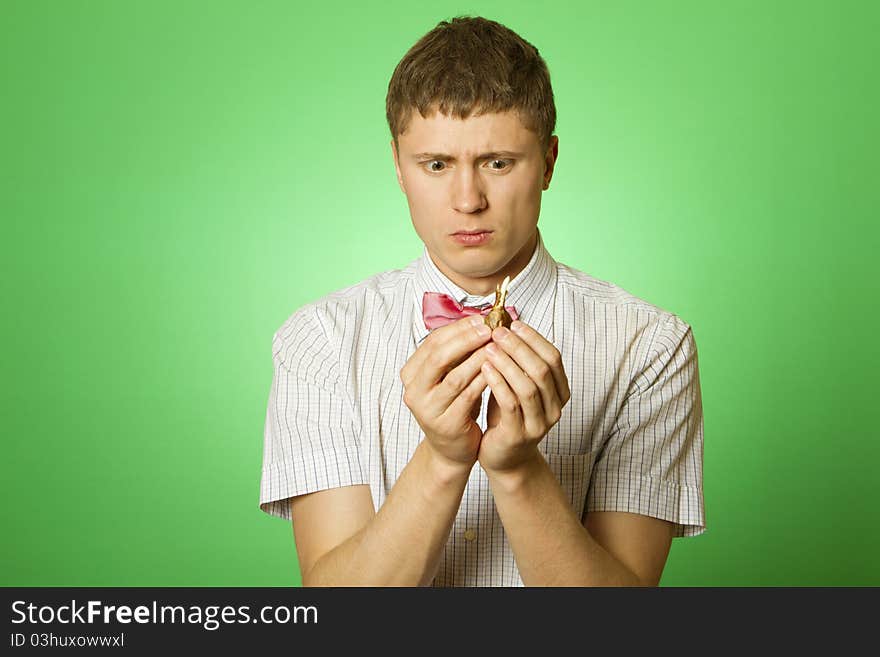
(469, 396, 481, 421)
(486, 392, 501, 427)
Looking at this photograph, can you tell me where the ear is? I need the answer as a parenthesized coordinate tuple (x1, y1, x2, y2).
(391, 139, 406, 193)
(542, 135, 559, 190)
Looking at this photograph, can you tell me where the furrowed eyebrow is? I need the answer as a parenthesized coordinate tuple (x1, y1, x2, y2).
(411, 151, 524, 161)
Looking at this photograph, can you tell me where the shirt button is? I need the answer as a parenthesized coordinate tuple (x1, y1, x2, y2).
(463, 529, 477, 542)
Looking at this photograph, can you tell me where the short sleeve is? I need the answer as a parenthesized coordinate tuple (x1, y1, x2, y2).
(586, 314, 706, 537)
(259, 311, 368, 521)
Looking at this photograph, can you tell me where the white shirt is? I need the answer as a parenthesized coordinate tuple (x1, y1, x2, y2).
(259, 228, 705, 586)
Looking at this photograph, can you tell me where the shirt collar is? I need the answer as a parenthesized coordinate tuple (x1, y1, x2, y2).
(410, 227, 558, 347)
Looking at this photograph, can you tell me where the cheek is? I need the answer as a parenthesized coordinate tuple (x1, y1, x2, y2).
(500, 174, 543, 213)
(405, 176, 446, 213)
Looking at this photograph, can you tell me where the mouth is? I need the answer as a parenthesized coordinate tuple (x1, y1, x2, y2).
(450, 230, 493, 246)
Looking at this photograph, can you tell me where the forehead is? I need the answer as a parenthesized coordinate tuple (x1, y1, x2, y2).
(398, 108, 538, 154)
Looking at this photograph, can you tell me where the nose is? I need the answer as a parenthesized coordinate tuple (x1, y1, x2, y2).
(451, 167, 487, 213)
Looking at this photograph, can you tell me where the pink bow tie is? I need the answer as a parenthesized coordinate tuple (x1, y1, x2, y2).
(422, 291, 519, 330)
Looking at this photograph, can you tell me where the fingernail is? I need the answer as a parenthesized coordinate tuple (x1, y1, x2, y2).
(475, 324, 491, 337)
(494, 326, 510, 340)
(511, 320, 524, 333)
(469, 316, 484, 327)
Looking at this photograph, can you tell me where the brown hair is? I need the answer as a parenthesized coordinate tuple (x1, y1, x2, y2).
(386, 16, 556, 152)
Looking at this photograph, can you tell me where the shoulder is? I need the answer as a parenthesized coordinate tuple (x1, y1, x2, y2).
(271, 261, 416, 364)
(554, 260, 694, 347)
(556, 262, 690, 323)
(555, 261, 667, 315)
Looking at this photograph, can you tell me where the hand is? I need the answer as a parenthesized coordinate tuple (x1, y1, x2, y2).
(478, 320, 571, 473)
(400, 316, 493, 471)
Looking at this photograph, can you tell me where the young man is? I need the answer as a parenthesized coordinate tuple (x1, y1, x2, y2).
(259, 16, 705, 586)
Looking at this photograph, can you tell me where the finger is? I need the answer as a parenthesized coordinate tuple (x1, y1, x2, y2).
(423, 318, 492, 386)
(442, 371, 488, 428)
(432, 344, 491, 410)
(509, 321, 571, 405)
(401, 316, 491, 391)
(481, 362, 521, 428)
(484, 344, 545, 437)
(491, 327, 561, 424)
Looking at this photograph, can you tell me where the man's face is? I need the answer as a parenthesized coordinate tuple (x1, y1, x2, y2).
(392, 108, 558, 295)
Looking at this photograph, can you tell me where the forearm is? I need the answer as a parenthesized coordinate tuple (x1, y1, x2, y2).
(305, 440, 471, 586)
(487, 452, 642, 586)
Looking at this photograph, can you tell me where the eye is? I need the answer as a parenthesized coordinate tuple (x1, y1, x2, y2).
(425, 160, 446, 172)
(488, 159, 511, 170)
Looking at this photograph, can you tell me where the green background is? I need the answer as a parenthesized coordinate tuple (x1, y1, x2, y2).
(2, 0, 877, 586)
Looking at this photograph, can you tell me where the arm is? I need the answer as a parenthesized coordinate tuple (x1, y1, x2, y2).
(291, 316, 496, 586)
(290, 440, 471, 587)
(486, 454, 673, 586)
(478, 317, 698, 586)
